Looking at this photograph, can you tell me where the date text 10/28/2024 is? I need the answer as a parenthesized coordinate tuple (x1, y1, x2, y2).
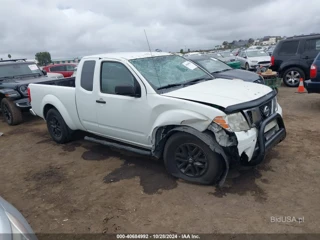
(116, 234, 201, 239)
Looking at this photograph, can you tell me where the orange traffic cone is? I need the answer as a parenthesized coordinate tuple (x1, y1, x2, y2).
(297, 78, 306, 93)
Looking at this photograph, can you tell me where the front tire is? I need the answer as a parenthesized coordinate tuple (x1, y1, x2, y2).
(46, 108, 72, 143)
(163, 132, 223, 185)
(245, 62, 250, 71)
(283, 67, 305, 87)
(1, 98, 23, 125)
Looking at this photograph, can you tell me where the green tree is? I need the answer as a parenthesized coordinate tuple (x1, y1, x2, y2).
(248, 38, 254, 44)
(35, 52, 52, 66)
(222, 41, 228, 46)
(180, 49, 184, 54)
(8, 54, 11, 59)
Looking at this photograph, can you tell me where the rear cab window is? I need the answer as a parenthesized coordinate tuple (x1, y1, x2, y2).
(278, 41, 299, 56)
(50, 65, 66, 71)
(80, 61, 96, 91)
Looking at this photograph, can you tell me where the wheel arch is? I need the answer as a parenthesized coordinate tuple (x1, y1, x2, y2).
(152, 125, 229, 187)
(279, 64, 308, 78)
(41, 95, 77, 130)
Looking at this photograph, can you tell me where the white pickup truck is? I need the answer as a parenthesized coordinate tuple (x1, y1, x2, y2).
(28, 52, 286, 186)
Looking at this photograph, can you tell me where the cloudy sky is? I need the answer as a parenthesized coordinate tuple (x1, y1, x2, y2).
(1, 0, 319, 59)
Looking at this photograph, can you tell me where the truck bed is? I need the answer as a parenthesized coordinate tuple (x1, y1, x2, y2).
(36, 77, 75, 87)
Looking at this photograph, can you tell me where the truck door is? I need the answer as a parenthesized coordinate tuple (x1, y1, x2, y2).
(95, 60, 151, 148)
(75, 60, 100, 132)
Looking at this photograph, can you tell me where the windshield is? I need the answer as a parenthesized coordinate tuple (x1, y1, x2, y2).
(129, 55, 212, 89)
(246, 51, 268, 57)
(0, 63, 42, 79)
(196, 58, 231, 73)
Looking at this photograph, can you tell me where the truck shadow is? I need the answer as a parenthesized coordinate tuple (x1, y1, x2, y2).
(81, 144, 178, 195)
(209, 150, 279, 203)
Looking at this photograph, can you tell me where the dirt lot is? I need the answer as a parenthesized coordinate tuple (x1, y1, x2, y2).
(0, 86, 320, 235)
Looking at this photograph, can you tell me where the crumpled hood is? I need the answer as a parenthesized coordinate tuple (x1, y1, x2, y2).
(247, 56, 271, 62)
(162, 78, 272, 108)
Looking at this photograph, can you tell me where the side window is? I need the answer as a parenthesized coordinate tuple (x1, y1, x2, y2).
(80, 61, 96, 91)
(66, 65, 75, 71)
(279, 41, 299, 56)
(304, 38, 320, 52)
(50, 65, 66, 71)
(100, 62, 139, 96)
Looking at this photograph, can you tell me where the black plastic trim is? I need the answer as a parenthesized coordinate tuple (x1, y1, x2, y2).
(248, 113, 286, 166)
(224, 90, 277, 114)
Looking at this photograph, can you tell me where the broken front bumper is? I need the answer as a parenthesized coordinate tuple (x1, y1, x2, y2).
(235, 113, 286, 166)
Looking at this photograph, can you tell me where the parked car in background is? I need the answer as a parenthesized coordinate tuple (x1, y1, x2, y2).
(0, 196, 37, 240)
(231, 48, 240, 56)
(47, 72, 64, 79)
(29, 52, 286, 186)
(270, 34, 320, 87)
(304, 51, 320, 93)
(267, 45, 276, 56)
(43, 63, 77, 78)
(71, 67, 77, 77)
(208, 53, 241, 69)
(0, 59, 63, 125)
(236, 50, 271, 70)
(185, 54, 265, 85)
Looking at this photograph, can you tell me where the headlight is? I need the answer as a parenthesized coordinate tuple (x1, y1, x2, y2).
(213, 112, 250, 132)
(19, 85, 28, 96)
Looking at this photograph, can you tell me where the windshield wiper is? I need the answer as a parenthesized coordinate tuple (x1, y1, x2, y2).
(183, 77, 212, 86)
(157, 83, 184, 90)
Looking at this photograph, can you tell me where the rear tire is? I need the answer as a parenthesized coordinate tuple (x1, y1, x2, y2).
(163, 132, 223, 185)
(46, 108, 72, 143)
(1, 98, 23, 125)
(283, 67, 305, 87)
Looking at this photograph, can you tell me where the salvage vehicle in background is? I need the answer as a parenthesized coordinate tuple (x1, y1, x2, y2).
(42, 63, 77, 78)
(0, 196, 37, 240)
(236, 50, 271, 70)
(304, 51, 320, 93)
(0, 59, 59, 125)
(47, 72, 64, 79)
(185, 54, 265, 84)
(29, 52, 286, 186)
(270, 34, 320, 87)
(208, 52, 241, 69)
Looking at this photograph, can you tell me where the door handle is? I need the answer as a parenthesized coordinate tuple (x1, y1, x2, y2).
(302, 56, 309, 59)
(96, 99, 106, 104)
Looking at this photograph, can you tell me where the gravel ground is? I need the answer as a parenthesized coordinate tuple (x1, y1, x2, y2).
(0, 86, 320, 235)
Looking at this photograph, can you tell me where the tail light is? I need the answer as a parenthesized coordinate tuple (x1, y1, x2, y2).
(310, 64, 317, 79)
(27, 87, 31, 103)
(271, 55, 275, 66)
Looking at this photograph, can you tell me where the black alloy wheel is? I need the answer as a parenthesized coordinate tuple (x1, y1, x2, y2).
(175, 143, 208, 177)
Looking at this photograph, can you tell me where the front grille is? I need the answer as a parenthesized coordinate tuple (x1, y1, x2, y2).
(243, 98, 276, 126)
(258, 61, 270, 65)
(229, 59, 235, 62)
(259, 100, 273, 119)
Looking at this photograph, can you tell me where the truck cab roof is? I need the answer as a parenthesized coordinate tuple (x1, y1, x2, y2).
(83, 52, 172, 61)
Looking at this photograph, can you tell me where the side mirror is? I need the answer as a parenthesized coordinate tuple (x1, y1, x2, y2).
(42, 70, 47, 76)
(115, 85, 139, 97)
(244, 56, 247, 59)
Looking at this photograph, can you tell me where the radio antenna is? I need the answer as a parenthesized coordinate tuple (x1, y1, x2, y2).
(144, 29, 161, 87)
